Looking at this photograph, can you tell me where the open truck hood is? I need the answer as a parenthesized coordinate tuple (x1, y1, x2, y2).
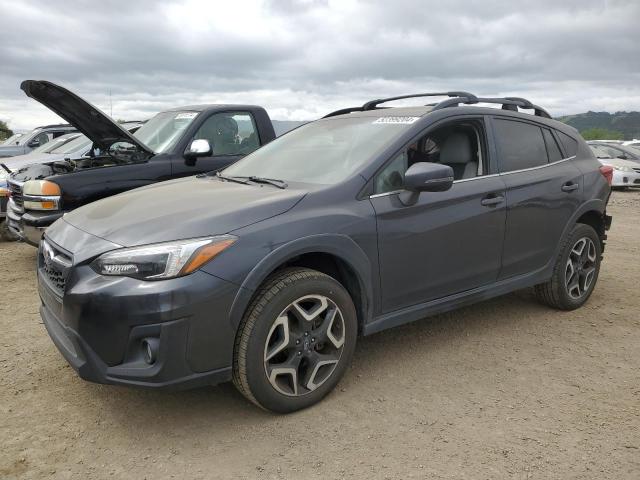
(20, 80, 153, 155)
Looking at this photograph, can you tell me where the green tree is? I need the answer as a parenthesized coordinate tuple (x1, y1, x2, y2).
(580, 128, 624, 140)
(0, 120, 13, 141)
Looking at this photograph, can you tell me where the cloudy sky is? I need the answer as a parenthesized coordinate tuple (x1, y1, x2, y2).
(1, 0, 639, 130)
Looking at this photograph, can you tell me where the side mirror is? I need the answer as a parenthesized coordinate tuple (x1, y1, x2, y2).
(185, 139, 212, 158)
(399, 162, 454, 205)
(617, 154, 627, 160)
(184, 139, 213, 166)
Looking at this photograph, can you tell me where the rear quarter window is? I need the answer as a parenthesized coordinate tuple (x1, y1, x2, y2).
(494, 118, 548, 171)
(557, 131, 578, 158)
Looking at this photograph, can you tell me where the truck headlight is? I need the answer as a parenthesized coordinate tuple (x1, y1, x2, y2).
(23, 180, 61, 210)
(91, 235, 236, 280)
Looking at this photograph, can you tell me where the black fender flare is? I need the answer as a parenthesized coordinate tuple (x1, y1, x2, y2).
(549, 198, 607, 267)
(227, 233, 374, 332)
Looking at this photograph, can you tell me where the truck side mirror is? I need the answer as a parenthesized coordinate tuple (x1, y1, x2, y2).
(184, 139, 213, 166)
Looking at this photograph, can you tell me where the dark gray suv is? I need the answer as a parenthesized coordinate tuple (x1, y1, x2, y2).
(37, 92, 613, 413)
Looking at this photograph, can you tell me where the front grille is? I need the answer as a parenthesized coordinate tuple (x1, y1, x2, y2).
(633, 168, 640, 174)
(8, 181, 23, 208)
(39, 239, 72, 296)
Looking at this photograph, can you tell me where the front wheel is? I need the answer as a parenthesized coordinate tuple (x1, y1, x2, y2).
(535, 223, 602, 310)
(233, 268, 357, 413)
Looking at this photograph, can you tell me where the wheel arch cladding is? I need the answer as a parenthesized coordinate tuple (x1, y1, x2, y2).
(553, 199, 607, 257)
(228, 234, 374, 335)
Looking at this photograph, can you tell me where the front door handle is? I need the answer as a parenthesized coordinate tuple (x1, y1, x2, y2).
(481, 194, 505, 207)
(561, 182, 579, 192)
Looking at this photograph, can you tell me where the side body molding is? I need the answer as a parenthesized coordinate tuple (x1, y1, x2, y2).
(227, 234, 375, 331)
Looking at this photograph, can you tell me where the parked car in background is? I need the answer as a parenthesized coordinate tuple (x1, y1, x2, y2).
(588, 141, 640, 163)
(1, 133, 25, 145)
(0, 124, 76, 158)
(0, 124, 143, 231)
(7, 80, 279, 245)
(588, 142, 640, 189)
(37, 92, 612, 412)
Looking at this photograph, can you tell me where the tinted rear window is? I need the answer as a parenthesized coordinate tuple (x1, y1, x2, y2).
(494, 119, 548, 171)
(542, 128, 563, 162)
(558, 131, 578, 157)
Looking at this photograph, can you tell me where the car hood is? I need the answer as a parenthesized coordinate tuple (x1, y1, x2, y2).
(61, 176, 307, 247)
(21, 80, 153, 155)
(2, 151, 66, 172)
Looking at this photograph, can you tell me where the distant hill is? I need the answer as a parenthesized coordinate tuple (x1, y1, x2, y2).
(557, 111, 640, 140)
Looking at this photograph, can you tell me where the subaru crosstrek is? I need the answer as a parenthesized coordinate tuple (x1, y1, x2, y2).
(38, 92, 613, 413)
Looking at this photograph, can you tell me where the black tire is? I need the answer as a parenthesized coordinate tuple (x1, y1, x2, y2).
(233, 267, 357, 413)
(535, 223, 602, 310)
(0, 220, 18, 242)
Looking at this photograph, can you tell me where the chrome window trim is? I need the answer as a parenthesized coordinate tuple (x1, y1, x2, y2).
(368, 155, 577, 199)
(498, 155, 576, 176)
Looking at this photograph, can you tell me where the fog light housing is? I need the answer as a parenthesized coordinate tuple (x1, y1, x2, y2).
(141, 338, 159, 365)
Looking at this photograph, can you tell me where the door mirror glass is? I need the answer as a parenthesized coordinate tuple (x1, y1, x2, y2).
(185, 139, 213, 158)
(403, 162, 454, 193)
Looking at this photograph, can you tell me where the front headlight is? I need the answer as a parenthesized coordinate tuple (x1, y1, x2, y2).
(91, 235, 237, 280)
(612, 165, 633, 172)
(23, 180, 61, 210)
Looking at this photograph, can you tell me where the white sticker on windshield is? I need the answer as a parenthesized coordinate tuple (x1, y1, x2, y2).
(373, 116, 420, 125)
(175, 112, 198, 119)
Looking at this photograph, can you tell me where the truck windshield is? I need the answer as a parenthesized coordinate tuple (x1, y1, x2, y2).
(224, 116, 416, 185)
(133, 111, 199, 153)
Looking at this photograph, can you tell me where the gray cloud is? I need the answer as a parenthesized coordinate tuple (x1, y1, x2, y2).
(1, 0, 639, 129)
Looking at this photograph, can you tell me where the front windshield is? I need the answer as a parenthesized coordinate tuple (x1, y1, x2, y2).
(2, 133, 23, 145)
(49, 134, 91, 154)
(224, 116, 416, 185)
(133, 111, 199, 153)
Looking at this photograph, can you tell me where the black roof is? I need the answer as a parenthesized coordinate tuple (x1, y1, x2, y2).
(163, 104, 264, 113)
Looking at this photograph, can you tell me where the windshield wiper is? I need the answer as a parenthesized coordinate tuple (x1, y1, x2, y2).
(215, 171, 251, 185)
(246, 176, 288, 189)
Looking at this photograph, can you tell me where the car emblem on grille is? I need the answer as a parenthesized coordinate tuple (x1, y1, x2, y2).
(41, 240, 72, 269)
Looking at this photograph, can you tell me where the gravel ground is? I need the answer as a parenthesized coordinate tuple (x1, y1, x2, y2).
(1, 191, 639, 479)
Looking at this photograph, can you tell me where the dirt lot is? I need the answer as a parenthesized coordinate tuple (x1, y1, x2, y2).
(1, 191, 639, 480)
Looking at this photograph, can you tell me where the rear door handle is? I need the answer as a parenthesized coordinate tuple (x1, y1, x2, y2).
(481, 194, 505, 207)
(561, 182, 579, 192)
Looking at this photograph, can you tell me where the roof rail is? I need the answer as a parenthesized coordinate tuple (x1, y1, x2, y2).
(323, 92, 478, 118)
(432, 95, 551, 119)
(324, 92, 551, 119)
(34, 123, 74, 129)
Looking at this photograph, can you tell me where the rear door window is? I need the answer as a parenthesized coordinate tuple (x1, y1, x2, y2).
(542, 128, 563, 162)
(493, 119, 548, 172)
(557, 131, 578, 157)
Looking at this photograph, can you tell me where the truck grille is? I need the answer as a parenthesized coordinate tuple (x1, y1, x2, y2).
(8, 181, 23, 208)
(38, 239, 73, 296)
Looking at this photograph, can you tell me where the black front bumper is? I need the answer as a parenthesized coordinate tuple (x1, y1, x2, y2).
(38, 249, 242, 390)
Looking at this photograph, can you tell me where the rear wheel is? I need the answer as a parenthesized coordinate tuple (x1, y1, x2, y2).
(233, 268, 357, 413)
(535, 223, 601, 310)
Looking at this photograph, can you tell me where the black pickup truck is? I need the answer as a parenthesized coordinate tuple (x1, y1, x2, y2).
(5, 80, 280, 246)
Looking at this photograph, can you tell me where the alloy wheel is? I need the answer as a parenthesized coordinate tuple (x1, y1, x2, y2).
(263, 294, 346, 397)
(565, 237, 597, 299)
